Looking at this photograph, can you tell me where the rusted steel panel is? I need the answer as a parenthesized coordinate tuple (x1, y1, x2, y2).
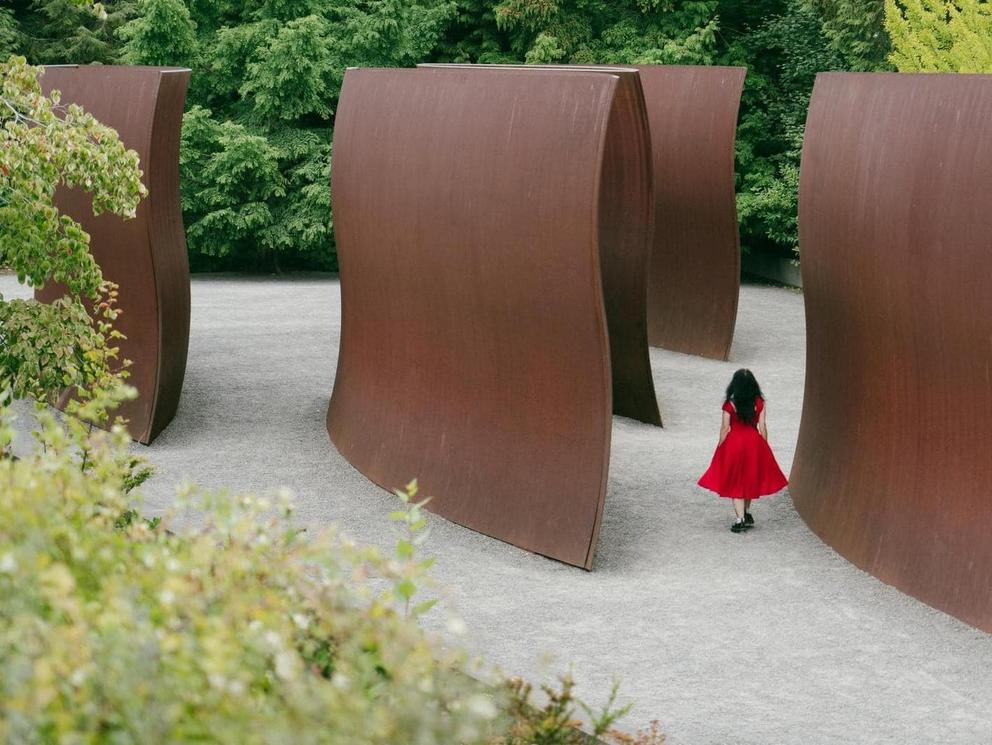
(37, 65, 191, 445)
(793, 72, 992, 632)
(635, 65, 745, 361)
(328, 67, 625, 567)
(418, 63, 661, 427)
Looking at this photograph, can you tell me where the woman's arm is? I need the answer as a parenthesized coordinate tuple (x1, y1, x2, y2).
(718, 411, 731, 445)
(758, 407, 768, 441)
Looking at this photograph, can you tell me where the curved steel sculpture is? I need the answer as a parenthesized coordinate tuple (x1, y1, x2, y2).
(418, 63, 660, 427)
(792, 72, 992, 632)
(635, 65, 745, 361)
(329, 66, 640, 567)
(38, 65, 191, 445)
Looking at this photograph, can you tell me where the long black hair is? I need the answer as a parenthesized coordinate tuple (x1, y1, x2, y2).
(725, 368, 763, 425)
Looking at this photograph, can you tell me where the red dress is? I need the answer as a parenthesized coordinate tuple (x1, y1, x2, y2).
(698, 397, 788, 499)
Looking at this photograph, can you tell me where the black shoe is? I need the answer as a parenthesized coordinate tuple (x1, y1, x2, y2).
(744, 511, 754, 527)
(730, 519, 746, 533)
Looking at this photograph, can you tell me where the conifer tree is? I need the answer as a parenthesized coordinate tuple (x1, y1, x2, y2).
(145, 0, 457, 271)
(0, 9, 18, 58)
(808, 0, 891, 70)
(117, 0, 196, 67)
(12, 0, 135, 64)
(886, 0, 992, 71)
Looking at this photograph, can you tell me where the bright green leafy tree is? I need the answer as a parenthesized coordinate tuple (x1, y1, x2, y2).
(0, 56, 145, 405)
(886, 0, 992, 71)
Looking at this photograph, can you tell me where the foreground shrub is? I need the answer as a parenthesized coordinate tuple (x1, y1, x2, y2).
(0, 408, 665, 743)
(0, 412, 502, 743)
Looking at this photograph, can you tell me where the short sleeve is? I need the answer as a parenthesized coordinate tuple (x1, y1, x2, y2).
(721, 400, 734, 415)
(755, 397, 765, 414)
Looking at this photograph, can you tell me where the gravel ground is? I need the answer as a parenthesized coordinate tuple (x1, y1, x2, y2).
(5, 273, 992, 744)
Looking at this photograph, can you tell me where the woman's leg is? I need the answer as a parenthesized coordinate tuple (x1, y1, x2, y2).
(732, 498, 745, 519)
(743, 498, 754, 526)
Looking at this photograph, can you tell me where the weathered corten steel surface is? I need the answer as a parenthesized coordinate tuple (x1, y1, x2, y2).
(38, 65, 191, 445)
(792, 72, 992, 632)
(418, 63, 661, 427)
(635, 65, 745, 361)
(329, 67, 630, 568)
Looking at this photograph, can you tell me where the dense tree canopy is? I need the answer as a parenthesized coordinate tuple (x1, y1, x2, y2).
(5, 0, 977, 267)
(886, 0, 992, 71)
(7, 0, 135, 64)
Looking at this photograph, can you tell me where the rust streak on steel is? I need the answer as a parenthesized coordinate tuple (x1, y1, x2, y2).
(418, 63, 661, 427)
(792, 72, 992, 632)
(38, 65, 191, 445)
(328, 67, 629, 568)
(635, 65, 745, 361)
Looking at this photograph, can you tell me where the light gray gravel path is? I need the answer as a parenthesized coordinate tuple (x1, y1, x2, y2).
(5, 273, 992, 744)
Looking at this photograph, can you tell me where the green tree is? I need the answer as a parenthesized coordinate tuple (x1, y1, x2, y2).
(718, 2, 812, 256)
(434, 0, 519, 62)
(886, 0, 992, 71)
(0, 9, 18, 58)
(10, 0, 136, 65)
(810, 0, 891, 70)
(149, 0, 456, 271)
(0, 56, 145, 403)
(490, 0, 720, 65)
(178, 106, 289, 270)
(117, 0, 197, 67)
(715, 0, 889, 257)
(241, 15, 336, 124)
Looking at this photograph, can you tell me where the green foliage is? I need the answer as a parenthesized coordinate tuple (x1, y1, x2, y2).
(885, 0, 992, 71)
(117, 0, 197, 66)
(0, 293, 124, 403)
(241, 15, 336, 124)
(0, 9, 18, 58)
(435, 0, 520, 62)
(9, 0, 135, 65)
(488, 0, 720, 65)
(326, 0, 459, 73)
(0, 57, 145, 295)
(0, 56, 145, 402)
(0, 404, 655, 743)
(178, 107, 335, 270)
(4, 0, 917, 267)
(267, 129, 333, 261)
(179, 106, 287, 269)
(809, 0, 891, 70)
(0, 410, 503, 744)
(716, 0, 888, 256)
(156, 0, 452, 270)
(7, 0, 458, 271)
(389, 479, 439, 620)
(501, 674, 663, 745)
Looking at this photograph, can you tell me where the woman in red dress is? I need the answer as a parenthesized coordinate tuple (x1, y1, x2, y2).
(698, 368, 788, 533)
